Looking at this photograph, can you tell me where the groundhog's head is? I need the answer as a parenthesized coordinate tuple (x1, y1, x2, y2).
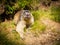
(21, 10, 32, 21)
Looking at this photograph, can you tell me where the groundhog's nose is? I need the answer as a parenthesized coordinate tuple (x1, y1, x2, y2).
(27, 14, 31, 18)
(27, 14, 29, 16)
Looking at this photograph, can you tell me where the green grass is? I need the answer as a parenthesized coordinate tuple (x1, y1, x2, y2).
(32, 6, 60, 23)
(32, 10, 41, 21)
(30, 21, 46, 32)
(30, 6, 60, 33)
(50, 6, 60, 23)
(30, 9, 50, 32)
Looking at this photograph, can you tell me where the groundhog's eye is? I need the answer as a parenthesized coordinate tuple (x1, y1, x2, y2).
(24, 10, 30, 14)
(25, 10, 30, 12)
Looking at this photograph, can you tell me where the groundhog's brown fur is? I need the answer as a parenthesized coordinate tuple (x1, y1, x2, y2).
(14, 11, 21, 24)
(14, 10, 34, 38)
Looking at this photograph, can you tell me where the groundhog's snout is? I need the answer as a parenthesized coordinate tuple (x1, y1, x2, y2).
(24, 14, 31, 19)
(26, 14, 31, 18)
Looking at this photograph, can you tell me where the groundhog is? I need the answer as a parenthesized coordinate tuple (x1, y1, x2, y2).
(14, 10, 34, 38)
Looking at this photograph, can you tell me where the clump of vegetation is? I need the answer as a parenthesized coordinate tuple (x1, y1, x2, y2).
(5, 0, 40, 15)
(50, 6, 60, 23)
(31, 21, 46, 32)
(30, 10, 47, 33)
(32, 10, 40, 21)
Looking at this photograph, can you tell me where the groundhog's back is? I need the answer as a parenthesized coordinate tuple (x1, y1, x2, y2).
(14, 11, 21, 24)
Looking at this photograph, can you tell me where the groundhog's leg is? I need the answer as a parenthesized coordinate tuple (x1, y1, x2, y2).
(30, 15, 34, 25)
(16, 21, 26, 38)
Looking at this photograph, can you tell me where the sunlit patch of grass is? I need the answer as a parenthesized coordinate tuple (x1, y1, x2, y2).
(31, 8, 51, 21)
(32, 10, 40, 21)
(0, 21, 15, 29)
(30, 21, 46, 32)
(30, 9, 50, 34)
(31, 10, 49, 20)
(28, 20, 46, 37)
